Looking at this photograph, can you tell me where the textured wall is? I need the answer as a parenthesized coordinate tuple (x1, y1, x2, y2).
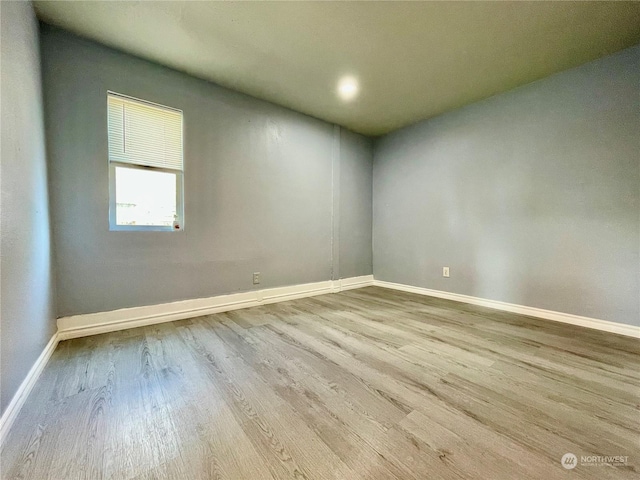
(1, 2, 57, 414)
(373, 45, 640, 326)
(41, 26, 373, 317)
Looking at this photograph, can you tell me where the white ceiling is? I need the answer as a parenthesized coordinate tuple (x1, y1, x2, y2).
(34, 1, 640, 136)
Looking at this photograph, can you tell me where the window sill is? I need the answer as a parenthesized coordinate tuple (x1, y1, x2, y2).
(109, 225, 183, 232)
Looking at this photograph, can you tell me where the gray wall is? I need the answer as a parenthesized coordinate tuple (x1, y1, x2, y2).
(338, 129, 373, 279)
(373, 45, 640, 326)
(41, 26, 372, 318)
(1, 2, 57, 414)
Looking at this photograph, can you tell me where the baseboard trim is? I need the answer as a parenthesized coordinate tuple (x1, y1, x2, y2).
(57, 275, 374, 340)
(1, 275, 373, 447)
(333, 275, 378, 292)
(373, 280, 639, 338)
(0, 332, 60, 446)
(3, 275, 633, 448)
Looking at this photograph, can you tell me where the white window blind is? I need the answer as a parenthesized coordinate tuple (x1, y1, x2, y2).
(108, 93, 183, 171)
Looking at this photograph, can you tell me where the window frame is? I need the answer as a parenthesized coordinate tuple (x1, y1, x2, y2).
(108, 162, 184, 232)
(107, 92, 185, 232)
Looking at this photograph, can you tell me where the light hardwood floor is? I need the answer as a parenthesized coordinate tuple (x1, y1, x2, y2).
(2, 287, 639, 479)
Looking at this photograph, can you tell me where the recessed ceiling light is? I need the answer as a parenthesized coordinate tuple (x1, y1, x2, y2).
(337, 76, 359, 101)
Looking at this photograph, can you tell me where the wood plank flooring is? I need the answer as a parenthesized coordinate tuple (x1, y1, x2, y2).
(2, 286, 639, 479)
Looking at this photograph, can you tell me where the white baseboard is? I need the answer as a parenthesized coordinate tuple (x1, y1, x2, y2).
(0, 275, 373, 448)
(0, 332, 60, 446)
(8, 274, 631, 449)
(373, 280, 640, 338)
(333, 275, 378, 292)
(2, 275, 634, 450)
(57, 275, 374, 340)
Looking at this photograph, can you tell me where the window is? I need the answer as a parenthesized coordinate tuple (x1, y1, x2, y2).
(107, 92, 184, 231)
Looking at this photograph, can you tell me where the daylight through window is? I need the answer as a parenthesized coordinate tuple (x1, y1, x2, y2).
(107, 92, 184, 231)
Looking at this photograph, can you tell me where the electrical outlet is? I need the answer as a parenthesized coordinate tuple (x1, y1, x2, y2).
(443, 267, 450, 278)
(253, 272, 261, 285)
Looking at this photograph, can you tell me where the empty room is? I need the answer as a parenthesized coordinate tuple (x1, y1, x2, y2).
(1, 1, 639, 478)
